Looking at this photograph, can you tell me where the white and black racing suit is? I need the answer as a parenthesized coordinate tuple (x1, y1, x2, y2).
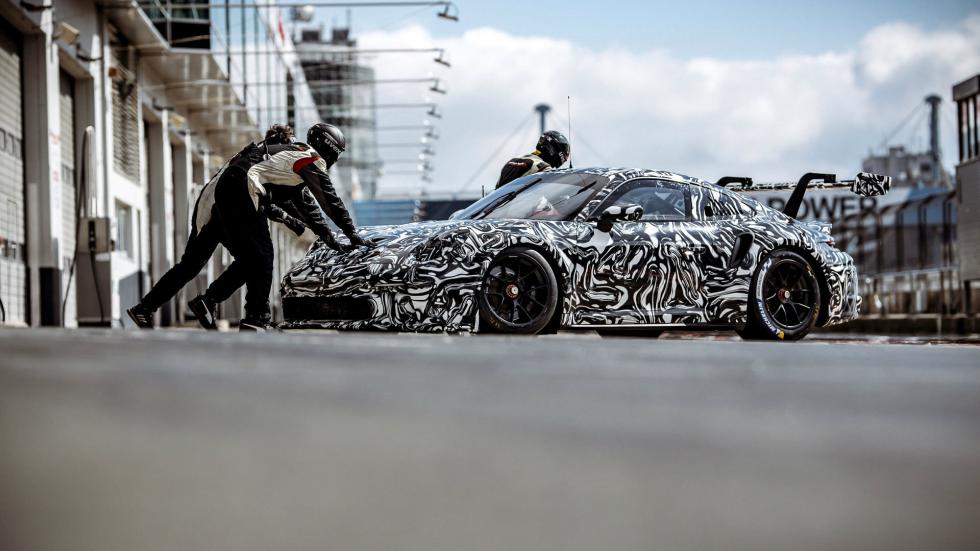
(140, 141, 360, 322)
(495, 152, 552, 189)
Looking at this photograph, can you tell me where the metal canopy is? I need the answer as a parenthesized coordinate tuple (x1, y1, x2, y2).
(141, 50, 260, 157)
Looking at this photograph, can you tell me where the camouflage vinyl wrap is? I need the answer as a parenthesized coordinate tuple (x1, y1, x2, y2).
(281, 168, 863, 332)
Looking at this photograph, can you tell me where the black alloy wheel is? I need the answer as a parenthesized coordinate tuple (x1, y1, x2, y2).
(479, 247, 558, 334)
(738, 249, 821, 341)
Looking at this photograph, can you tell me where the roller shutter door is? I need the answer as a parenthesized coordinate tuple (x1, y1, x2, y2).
(0, 19, 25, 325)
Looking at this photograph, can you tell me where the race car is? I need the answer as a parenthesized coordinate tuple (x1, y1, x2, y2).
(280, 168, 889, 340)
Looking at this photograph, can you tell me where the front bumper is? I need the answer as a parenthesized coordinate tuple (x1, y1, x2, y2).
(281, 284, 480, 332)
(280, 243, 483, 332)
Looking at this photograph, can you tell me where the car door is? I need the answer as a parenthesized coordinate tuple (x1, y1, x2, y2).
(681, 185, 753, 323)
(584, 178, 694, 324)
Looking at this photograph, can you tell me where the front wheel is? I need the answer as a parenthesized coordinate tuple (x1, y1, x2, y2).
(479, 247, 558, 334)
(738, 249, 821, 341)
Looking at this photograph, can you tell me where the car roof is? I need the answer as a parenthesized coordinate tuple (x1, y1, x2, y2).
(547, 167, 711, 188)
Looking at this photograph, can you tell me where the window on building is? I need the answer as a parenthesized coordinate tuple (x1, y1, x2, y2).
(960, 94, 979, 163)
(115, 201, 134, 260)
(110, 42, 140, 182)
(959, 99, 966, 161)
(972, 96, 978, 160)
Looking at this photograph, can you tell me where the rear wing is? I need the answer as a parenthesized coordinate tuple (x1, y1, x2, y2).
(718, 172, 891, 219)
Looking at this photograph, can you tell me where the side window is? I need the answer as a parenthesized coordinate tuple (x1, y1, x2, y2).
(606, 179, 689, 221)
(734, 195, 757, 217)
(695, 186, 754, 219)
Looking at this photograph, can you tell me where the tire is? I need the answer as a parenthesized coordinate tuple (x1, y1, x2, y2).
(739, 249, 821, 341)
(479, 247, 559, 335)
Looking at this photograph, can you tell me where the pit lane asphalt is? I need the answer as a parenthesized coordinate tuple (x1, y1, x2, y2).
(1, 328, 978, 551)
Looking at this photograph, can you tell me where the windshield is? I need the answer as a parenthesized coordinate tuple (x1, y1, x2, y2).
(453, 172, 606, 221)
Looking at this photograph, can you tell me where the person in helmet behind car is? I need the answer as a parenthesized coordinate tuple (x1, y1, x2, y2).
(495, 130, 570, 189)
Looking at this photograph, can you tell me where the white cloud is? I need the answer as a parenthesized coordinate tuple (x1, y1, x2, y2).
(357, 15, 980, 197)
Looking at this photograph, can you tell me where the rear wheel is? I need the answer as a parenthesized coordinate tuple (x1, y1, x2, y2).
(479, 248, 558, 334)
(738, 249, 821, 341)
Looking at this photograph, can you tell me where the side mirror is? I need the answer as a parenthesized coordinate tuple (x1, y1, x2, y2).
(851, 172, 891, 197)
(596, 204, 643, 232)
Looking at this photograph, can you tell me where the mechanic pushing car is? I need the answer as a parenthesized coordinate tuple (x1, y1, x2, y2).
(495, 130, 571, 189)
(128, 124, 302, 331)
(127, 123, 370, 331)
(182, 124, 369, 331)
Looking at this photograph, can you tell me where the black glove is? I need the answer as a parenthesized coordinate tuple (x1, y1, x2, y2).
(346, 232, 374, 249)
(284, 216, 306, 236)
(259, 194, 306, 236)
(316, 231, 351, 253)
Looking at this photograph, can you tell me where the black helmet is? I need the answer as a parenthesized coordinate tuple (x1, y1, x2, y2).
(307, 123, 346, 166)
(536, 130, 570, 167)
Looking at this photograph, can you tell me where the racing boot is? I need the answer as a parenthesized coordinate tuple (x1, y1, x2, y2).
(126, 303, 154, 329)
(239, 313, 274, 332)
(187, 294, 218, 330)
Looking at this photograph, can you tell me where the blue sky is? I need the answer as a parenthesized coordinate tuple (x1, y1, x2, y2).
(351, 0, 978, 59)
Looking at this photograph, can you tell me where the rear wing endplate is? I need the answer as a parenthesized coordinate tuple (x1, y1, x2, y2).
(719, 172, 891, 218)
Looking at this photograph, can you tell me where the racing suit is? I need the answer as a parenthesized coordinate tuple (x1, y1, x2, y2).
(495, 152, 552, 189)
(139, 141, 358, 321)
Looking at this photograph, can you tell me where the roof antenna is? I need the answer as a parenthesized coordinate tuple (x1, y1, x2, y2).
(567, 95, 573, 169)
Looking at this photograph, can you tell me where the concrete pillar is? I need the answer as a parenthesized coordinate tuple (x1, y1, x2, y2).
(146, 111, 174, 325)
(171, 135, 191, 323)
(22, 11, 63, 327)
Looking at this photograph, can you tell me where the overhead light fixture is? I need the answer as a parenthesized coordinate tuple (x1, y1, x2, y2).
(75, 45, 101, 63)
(433, 50, 452, 67)
(54, 21, 80, 46)
(437, 3, 459, 22)
(151, 98, 174, 112)
(429, 80, 447, 95)
(292, 5, 315, 22)
(19, 1, 50, 12)
(427, 106, 442, 119)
